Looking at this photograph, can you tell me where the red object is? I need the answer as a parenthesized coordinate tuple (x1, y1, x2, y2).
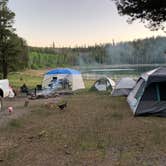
(8, 106, 13, 113)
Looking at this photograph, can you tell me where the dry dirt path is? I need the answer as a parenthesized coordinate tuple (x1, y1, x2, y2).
(0, 97, 60, 127)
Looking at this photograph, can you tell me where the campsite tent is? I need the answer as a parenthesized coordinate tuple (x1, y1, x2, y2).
(111, 77, 136, 96)
(127, 67, 166, 116)
(42, 68, 85, 91)
(91, 76, 115, 91)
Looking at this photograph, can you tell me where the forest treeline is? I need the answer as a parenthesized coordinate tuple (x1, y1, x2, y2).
(28, 36, 166, 69)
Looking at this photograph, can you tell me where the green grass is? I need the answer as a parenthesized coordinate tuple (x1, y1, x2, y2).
(8, 119, 22, 128)
(8, 71, 43, 89)
(84, 79, 95, 89)
(31, 108, 53, 117)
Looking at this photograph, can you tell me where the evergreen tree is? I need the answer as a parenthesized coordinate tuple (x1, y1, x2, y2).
(0, 0, 15, 78)
(0, 0, 28, 78)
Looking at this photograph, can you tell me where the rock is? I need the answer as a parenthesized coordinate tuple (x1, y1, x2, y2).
(64, 144, 68, 148)
(65, 150, 71, 155)
(38, 130, 46, 138)
(24, 99, 29, 107)
(28, 136, 34, 140)
(0, 159, 4, 162)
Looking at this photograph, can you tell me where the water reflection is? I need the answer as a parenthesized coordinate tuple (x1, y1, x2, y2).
(81, 64, 166, 80)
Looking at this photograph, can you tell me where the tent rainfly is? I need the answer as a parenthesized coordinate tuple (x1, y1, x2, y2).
(127, 67, 166, 116)
(42, 68, 85, 91)
(111, 77, 136, 96)
(91, 76, 115, 91)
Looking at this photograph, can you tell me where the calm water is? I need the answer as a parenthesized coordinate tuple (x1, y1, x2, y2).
(80, 64, 166, 80)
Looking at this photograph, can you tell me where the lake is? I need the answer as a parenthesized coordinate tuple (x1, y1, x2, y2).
(80, 64, 166, 80)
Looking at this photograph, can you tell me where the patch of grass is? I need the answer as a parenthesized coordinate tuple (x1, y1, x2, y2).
(31, 108, 53, 117)
(111, 111, 124, 120)
(151, 125, 163, 145)
(84, 79, 95, 89)
(8, 70, 43, 89)
(6, 149, 18, 162)
(8, 119, 22, 128)
(80, 141, 97, 151)
(97, 139, 108, 150)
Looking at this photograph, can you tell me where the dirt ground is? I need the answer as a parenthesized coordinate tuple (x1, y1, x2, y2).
(0, 93, 166, 166)
(0, 96, 61, 127)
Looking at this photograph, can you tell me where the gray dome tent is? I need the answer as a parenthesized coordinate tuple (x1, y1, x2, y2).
(127, 67, 166, 116)
(91, 76, 115, 91)
(111, 77, 136, 96)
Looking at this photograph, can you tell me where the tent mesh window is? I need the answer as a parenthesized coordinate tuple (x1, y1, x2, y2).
(98, 79, 106, 85)
(158, 82, 166, 101)
(141, 82, 166, 102)
(141, 83, 157, 101)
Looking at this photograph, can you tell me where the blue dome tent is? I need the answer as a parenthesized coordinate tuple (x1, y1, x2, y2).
(42, 68, 85, 91)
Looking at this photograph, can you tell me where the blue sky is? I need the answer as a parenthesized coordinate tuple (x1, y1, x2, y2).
(9, 0, 166, 47)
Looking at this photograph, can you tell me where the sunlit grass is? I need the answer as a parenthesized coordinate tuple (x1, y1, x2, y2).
(8, 71, 43, 89)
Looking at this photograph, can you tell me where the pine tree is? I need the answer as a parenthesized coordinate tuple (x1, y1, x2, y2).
(0, 0, 28, 78)
(0, 0, 15, 78)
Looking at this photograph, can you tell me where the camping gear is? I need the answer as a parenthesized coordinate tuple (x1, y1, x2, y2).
(127, 67, 166, 116)
(8, 106, 13, 113)
(42, 68, 85, 91)
(58, 101, 67, 110)
(24, 99, 29, 107)
(0, 79, 15, 111)
(112, 77, 136, 96)
(91, 76, 115, 91)
(0, 97, 2, 112)
(20, 83, 29, 94)
(0, 79, 15, 98)
(8, 86, 15, 98)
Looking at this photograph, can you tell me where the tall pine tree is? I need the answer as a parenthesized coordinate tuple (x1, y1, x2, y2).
(0, 0, 15, 78)
(0, 0, 28, 78)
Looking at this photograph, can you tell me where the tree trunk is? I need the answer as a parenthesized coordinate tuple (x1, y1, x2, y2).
(2, 60, 8, 79)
